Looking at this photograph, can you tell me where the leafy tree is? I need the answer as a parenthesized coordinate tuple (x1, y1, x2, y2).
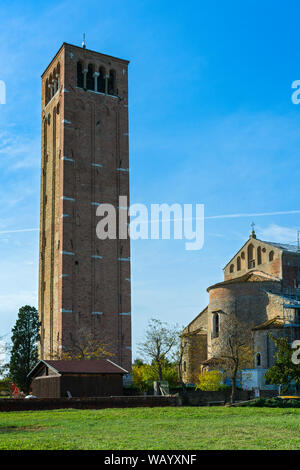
(177, 335, 190, 389)
(59, 330, 114, 360)
(9, 306, 40, 392)
(265, 335, 300, 393)
(0, 377, 10, 396)
(195, 369, 224, 391)
(0, 335, 10, 377)
(132, 364, 153, 391)
(215, 314, 253, 403)
(133, 358, 144, 367)
(132, 362, 179, 391)
(138, 318, 180, 382)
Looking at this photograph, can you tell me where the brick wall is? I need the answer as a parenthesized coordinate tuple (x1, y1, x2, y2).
(0, 396, 181, 412)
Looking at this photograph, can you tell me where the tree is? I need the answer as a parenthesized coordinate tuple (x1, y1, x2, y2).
(138, 318, 180, 382)
(215, 314, 253, 403)
(265, 335, 300, 393)
(0, 339, 10, 378)
(59, 330, 114, 360)
(133, 358, 144, 367)
(0, 335, 10, 377)
(177, 338, 187, 389)
(132, 361, 179, 392)
(9, 306, 40, 393)
(195, 369, 224, 391)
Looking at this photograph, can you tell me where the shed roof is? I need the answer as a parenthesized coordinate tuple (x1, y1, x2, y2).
(28, 359, 128, 378)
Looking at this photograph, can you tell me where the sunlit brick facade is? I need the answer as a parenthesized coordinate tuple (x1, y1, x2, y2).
(38, 43, 131, 371)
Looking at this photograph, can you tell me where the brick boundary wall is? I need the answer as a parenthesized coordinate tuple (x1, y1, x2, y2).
(0, 395, 181, 412)
(0, 390, 278, 411)
(179, 389, 278, 405)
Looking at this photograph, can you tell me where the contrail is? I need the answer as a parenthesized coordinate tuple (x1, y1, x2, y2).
(0, 209, 299, 234)
(0, 228, 39, 234)
(205, 209, 300, 220)
(140, 209, 300, 224)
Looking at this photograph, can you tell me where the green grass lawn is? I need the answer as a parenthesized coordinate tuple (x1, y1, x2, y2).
(0, 406, 300, 450)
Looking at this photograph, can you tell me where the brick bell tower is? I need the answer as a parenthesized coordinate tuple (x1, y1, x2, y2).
(38, 42, 131, 371)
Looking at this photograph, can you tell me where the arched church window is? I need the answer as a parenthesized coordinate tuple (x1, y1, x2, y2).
(237, 256, 241, 271)
(86, 64, 94, 91)
(215, 314, 219, 337)
(212, 313, 220, 338)
(77, 62, 84, 88)
(257, 246, 262, 265)
(256, 352, 261, 367)
(248, 244, 255, 269)
(230, 264, 234, 273)
(108, 70, 116, 95)
(269, 251, 274, 262)
(98, 66, 106, 93)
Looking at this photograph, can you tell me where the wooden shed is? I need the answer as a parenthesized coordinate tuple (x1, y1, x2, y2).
(28, 359, 128, 398)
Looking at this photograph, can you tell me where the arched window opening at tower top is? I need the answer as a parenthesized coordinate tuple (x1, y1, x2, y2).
(45, 78, 50, 105)
(98, 67, 106, 93)
(108, 70, 116, 95)
(86, 64, 94, 90)
(45, 65, 61, 106)
(53, 64, 60, 94)
(77, 62, 84, 88)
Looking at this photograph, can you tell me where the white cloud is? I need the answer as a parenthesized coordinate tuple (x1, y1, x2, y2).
(0, 131, 40, 171)
(257, 224, 298, 244)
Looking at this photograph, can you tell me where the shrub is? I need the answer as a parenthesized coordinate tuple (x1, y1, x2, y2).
(0, 378, 10, 396)
(132, 363, 179, 392)
(242, 397, 300, 408)
(195, 369, 224, 391)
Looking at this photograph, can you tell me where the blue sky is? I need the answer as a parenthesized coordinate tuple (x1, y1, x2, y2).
(1, 0, 300, 359)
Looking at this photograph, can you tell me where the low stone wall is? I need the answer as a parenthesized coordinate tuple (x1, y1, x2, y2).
(0, 395, 182, 412)
(180, 390, 250, 405)
(259, 390, 278, 398)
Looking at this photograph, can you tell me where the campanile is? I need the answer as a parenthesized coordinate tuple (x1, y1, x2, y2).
(38, 43, 131, 371)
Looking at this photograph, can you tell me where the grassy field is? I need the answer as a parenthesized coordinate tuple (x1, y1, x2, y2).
(0, 406, 300, 450)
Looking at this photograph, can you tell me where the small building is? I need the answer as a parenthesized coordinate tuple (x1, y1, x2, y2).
(28, 359, 128, 398)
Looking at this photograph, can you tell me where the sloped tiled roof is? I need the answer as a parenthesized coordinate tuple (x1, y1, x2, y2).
(262, 241, 300, 254)
(207, 270, 281, 292)
(28, 359, 128, 378)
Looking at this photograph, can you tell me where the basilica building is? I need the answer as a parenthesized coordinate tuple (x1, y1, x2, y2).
(181, 228, 300, 388)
